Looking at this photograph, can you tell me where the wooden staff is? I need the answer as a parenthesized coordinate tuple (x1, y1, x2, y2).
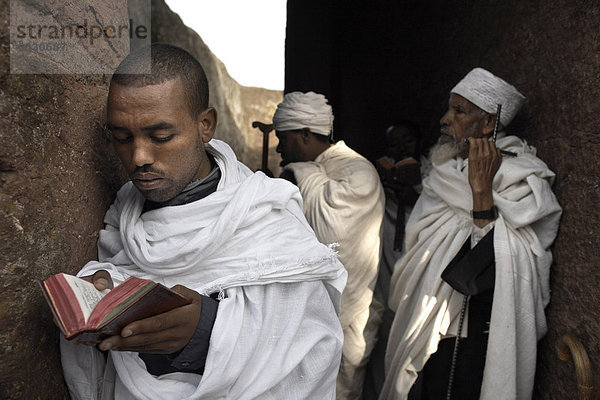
(252, 121, 274, 171)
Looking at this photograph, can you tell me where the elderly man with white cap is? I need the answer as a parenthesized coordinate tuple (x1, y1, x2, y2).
(272, 91, 385, 400)
(380, 68, 562, 400)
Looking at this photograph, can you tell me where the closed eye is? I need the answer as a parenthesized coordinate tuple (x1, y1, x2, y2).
(113, 135, 133, 144)
(105, 123, 132, 144)
(151, 135, 174, 143)
(108, 130, 133, 144)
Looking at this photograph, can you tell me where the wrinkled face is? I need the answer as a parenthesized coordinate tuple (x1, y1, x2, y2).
(275, 130, 308, 166)
(106, 78, 214, 202)
(439, 93, 487, 157)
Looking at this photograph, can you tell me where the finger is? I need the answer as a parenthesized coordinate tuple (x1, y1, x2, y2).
(487, 138, 497, 153)
(483, 139, 499, 161)
(99, 327, 184, 353)
(98, 334, 121, 351)
(92, 270, 113, 290)
(79, 270, 113, 290)
(475, 138, 493, 159)
(119, 314, 170, 340)
(468, 137, 481, 159)
(480, 138, 492, 157)
(490, 141, 502, 159)
(101, 287, 202, 352)
(120, 301, 198, 338)
(101, 330, 185, 353)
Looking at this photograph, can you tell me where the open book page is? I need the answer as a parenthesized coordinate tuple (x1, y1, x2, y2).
(62, 274, 110, 323)
(394, 156, 418, 167)
(88, 278, 154, 327)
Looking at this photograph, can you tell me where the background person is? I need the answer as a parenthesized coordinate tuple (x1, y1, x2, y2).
(364, 121, 424, 399)
(272, 91, 385, 400)
(381, 68, 562, 400)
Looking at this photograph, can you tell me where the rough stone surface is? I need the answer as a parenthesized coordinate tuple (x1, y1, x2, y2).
(151, 0, 283, 175)
(1, 1, 125, 397)
(9, 0, 131, 74)
(286, 1, 599, 398)
(0, 0, 280, 398)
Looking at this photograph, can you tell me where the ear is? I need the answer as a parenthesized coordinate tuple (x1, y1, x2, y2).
(198, 107, 217, 143)
(481, 113, 497, 137)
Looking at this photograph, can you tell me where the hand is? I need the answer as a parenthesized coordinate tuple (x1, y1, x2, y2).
(98, 285, 203, 354)
(80, 270, 114, 291)
(467, 138, 502, 194)
(468, 138, 501, 228)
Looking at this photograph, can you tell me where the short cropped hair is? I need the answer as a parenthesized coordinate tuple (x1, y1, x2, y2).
(111, 43, 209, 117)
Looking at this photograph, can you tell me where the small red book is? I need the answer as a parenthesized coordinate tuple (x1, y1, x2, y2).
(40, 273, 191, 342)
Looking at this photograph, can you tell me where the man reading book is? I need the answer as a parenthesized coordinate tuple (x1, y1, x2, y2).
(59, 43, 347, 399)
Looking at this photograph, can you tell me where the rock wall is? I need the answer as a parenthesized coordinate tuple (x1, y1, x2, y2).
(1, 0, 126, 397)
(0, 0, 281, 398)
(286, 1, 599, 398)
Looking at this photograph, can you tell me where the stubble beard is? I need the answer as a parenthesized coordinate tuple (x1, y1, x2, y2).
(136, 140, 207, 203)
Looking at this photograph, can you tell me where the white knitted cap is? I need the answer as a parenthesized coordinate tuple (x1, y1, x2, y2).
(272, 91, 334, 136)
(451, 68, 525, 126)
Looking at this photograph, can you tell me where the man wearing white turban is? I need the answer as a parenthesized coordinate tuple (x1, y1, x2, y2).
(59, 45, 347, 400)
(273, 91, 385, 400)
(380, 68, 562, 399)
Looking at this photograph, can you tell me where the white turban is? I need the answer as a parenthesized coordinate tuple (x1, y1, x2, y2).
(272, 91, 334, 136)
(451, 67, 525, 126)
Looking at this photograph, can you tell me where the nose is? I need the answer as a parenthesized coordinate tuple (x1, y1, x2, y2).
(440, 110, 451, 126)
(131, 138, 154, 167)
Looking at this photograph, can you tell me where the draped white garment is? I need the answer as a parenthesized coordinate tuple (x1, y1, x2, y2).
(60, 139, 347, 400)
(381, 135, 562, 400)
(285, 141, 385, 400)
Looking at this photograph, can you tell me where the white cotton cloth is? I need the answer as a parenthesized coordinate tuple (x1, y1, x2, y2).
(381, 135, 562, 400)
(284, 141, 385, 400)
(451, 67, 525, 126)
(272, 91, 334, 136)
(60, 139, 347, 400)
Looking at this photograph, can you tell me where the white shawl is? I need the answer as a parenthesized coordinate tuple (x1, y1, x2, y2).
(285, 141, 385, 400)
(381, 135, 562, 400)
(61, 139, 347, 400)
